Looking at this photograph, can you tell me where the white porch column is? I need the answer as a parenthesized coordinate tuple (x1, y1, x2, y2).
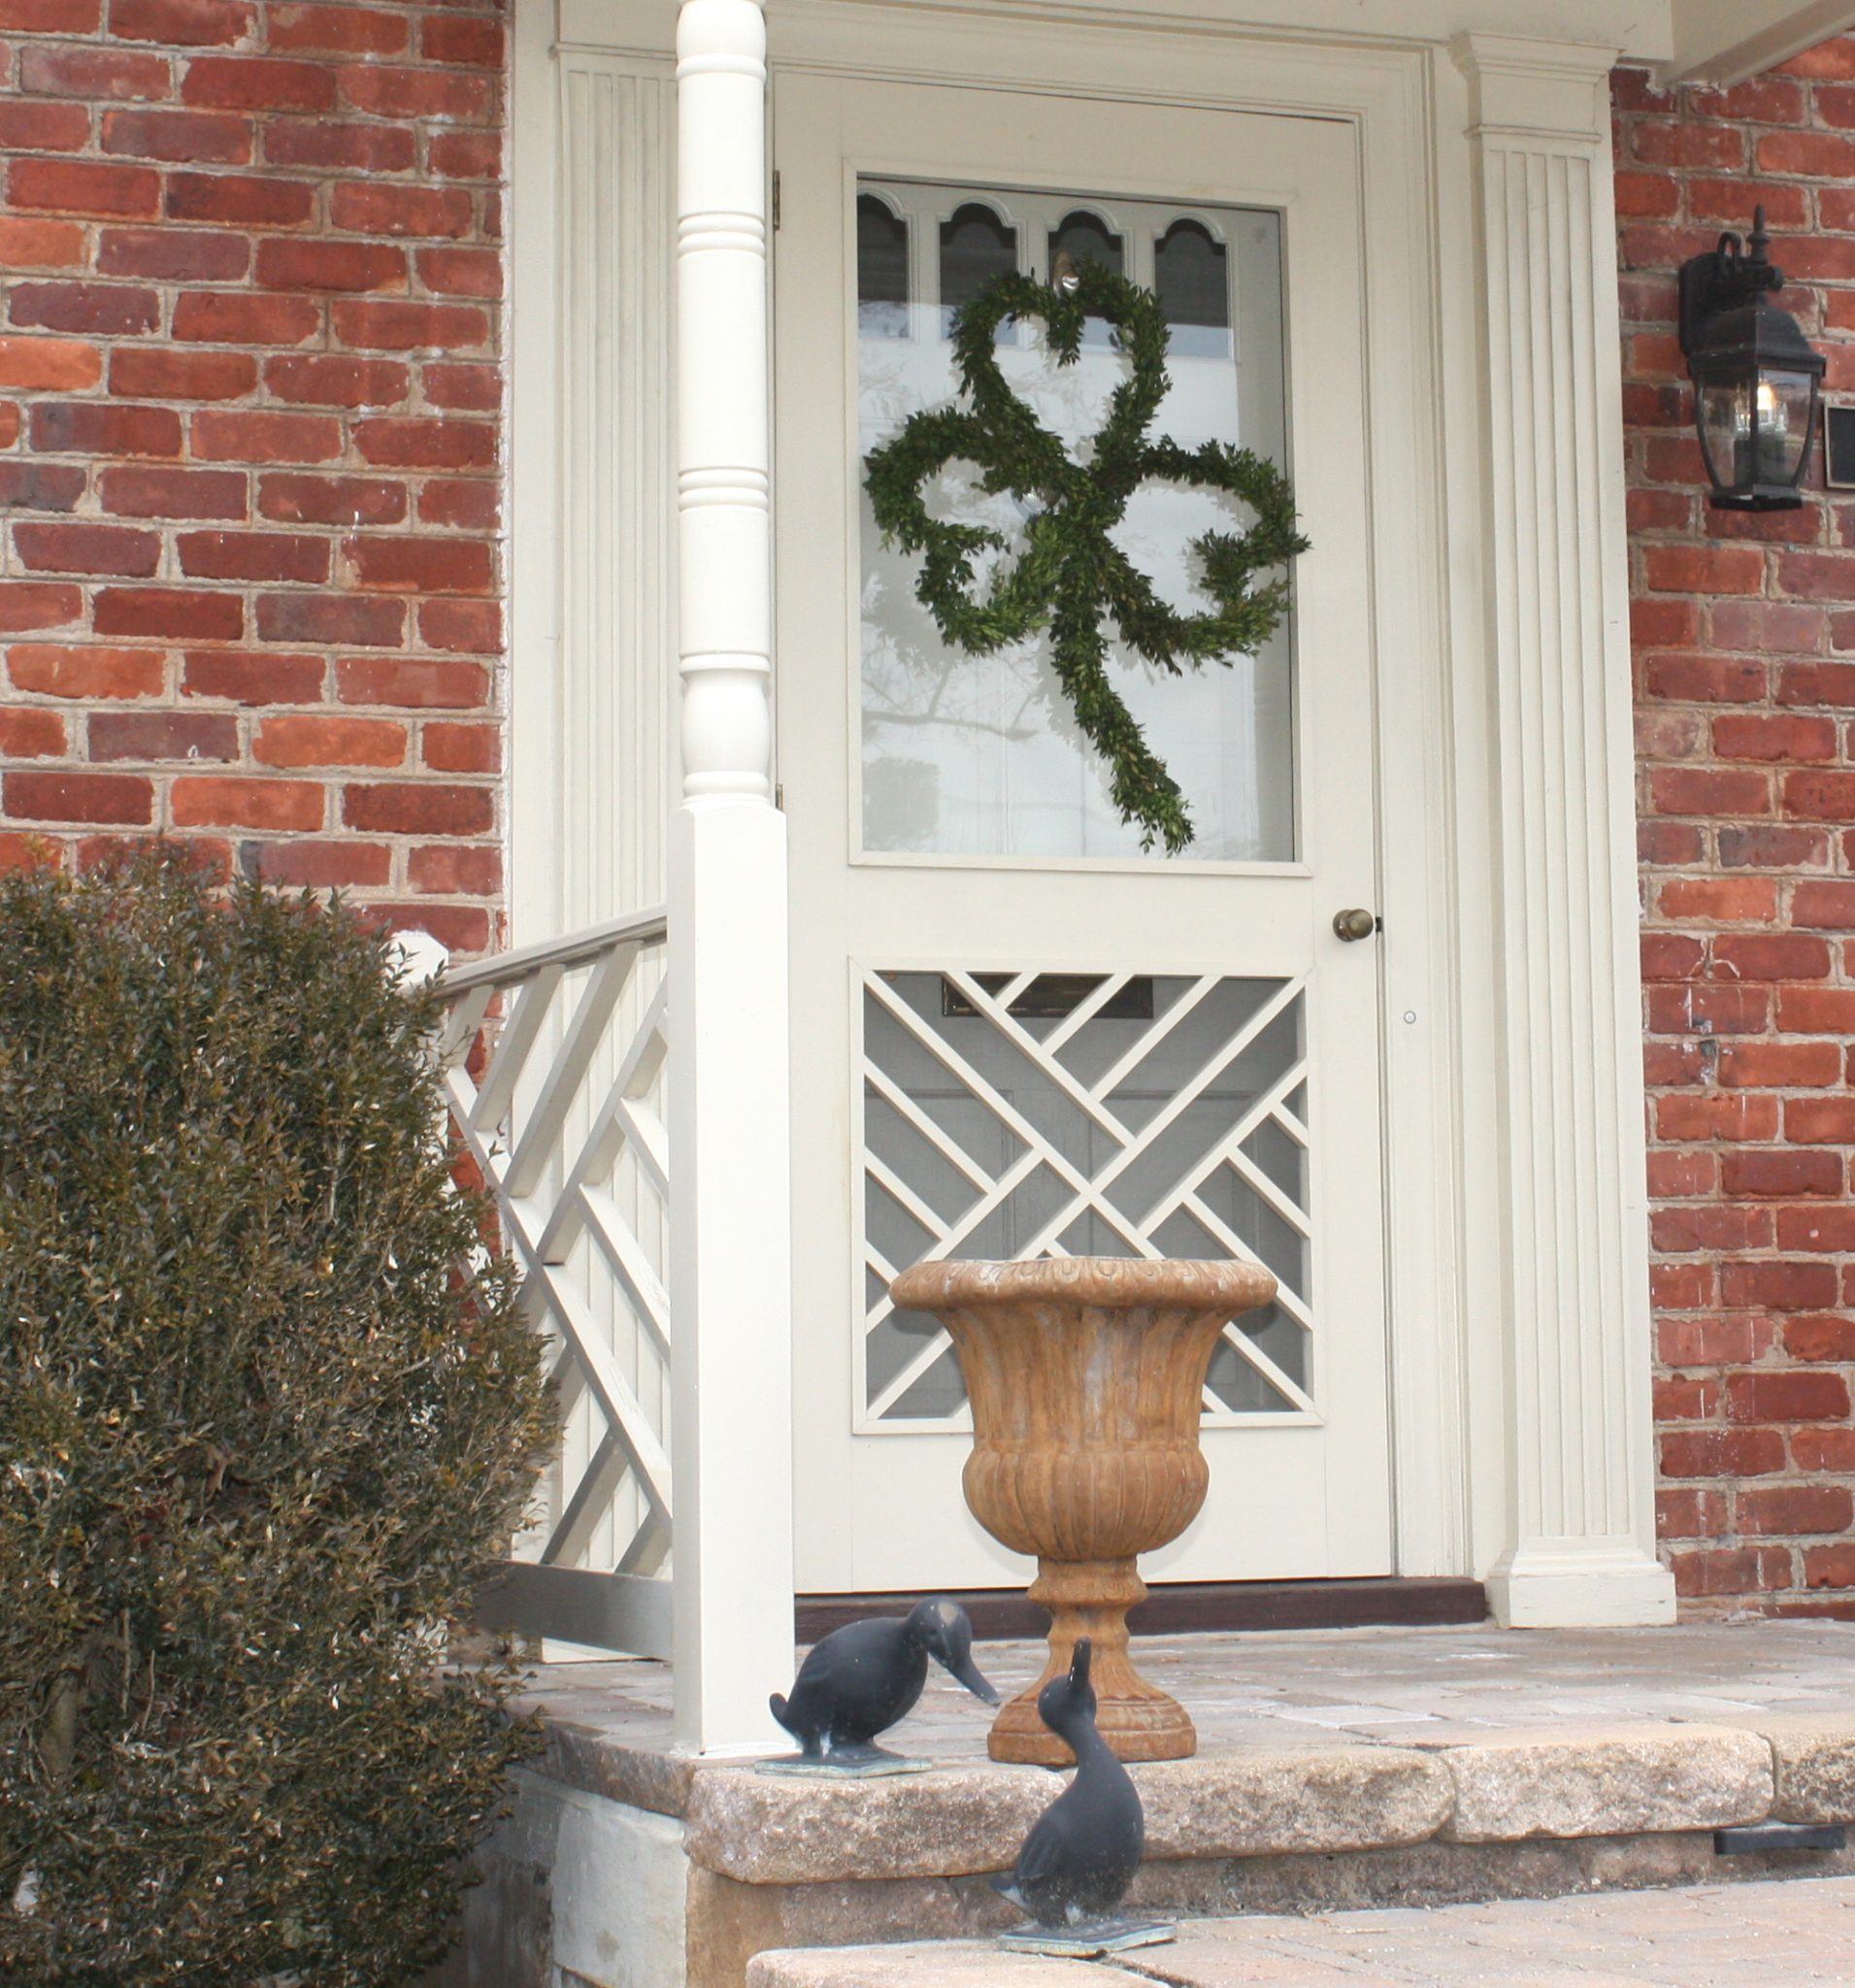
(669, 0, 795, 1749)
(1453, 35, 1676, 1628)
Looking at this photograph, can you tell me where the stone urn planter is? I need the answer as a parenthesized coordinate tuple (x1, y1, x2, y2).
(887, 1255, 1276, 1766)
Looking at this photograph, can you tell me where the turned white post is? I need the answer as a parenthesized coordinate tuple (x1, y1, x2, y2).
(1454, 34, 1674, 1628)
(669, 0, 795, 1750)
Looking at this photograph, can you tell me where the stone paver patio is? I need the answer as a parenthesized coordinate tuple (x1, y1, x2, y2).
(746, 1872, 1855, 1984)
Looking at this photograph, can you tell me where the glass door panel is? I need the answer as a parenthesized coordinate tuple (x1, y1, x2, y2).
(857, 179, 1293, 864)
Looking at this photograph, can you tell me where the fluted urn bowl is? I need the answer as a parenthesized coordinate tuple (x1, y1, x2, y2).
(887, 1255, 1276, 1766)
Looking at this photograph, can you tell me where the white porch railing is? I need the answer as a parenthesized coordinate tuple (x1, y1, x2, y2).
(439, 907, 676, 1665)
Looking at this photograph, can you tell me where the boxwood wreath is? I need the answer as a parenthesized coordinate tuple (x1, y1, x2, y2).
(864, 262, 1308, 853)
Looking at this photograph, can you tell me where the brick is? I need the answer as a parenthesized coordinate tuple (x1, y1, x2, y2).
(1709, 934, 1832, 979)
(1643, 652, 1768, 703)
(1793, 880, 1855, 929)
(1777, 1205, 1855, 1250)
(177, 530, 328, 582)
(1659, 1314, 1770, 1367)
(332, 298, 487, 351)
(1661, 1427, 1788, 1478)
(248, 837, 391, 885)
(1759, 129, 1855, 176)
(417, 479, 498, 531)
(343, 534, 493, 594)
(0, 216, 85, 268)
(97, 226, 248, 282)
(182, 648, 322, 704)
(14, 522, 159, 578)
(112, 0, 254, 44)
(1656, 877, 1775, 922)
(421, 721, 496, 774)
(6, 772, 153, 824)
(421, 361, 497, 413)
(335, 655, 484, 708)
(1718, 825, 1832, 870)
(9, 282, 159, 337)
(264, 117, 414, 173)
(1793, 1425, 1855, 1470)
(420, 14, 502, 65)
(254, 237, 407, 293)
(1651, 1260, 1717, 1309)
(1777, 984, 1855, 1031)
(100, 464, 247, 519)
(166, 170, 315, 228)
(0, 708, 65, 757)
(268, 3, 407, 52)
(262, 354, 409, 407)
(102, 107, 250, 163)
(32, 401, 182, 458)
(190, 409, 342, 463)
(330, 182, 474, 239)
(257, 472, 405, 525)
(430, 131, 499, 180)
(171, 775, 322, 829)
(108, 347, 256, 401)
(1647, 767, 1770, 816)
(1805, 1546, 1855, 1589)
(354, 417, 494, 472)
(1652, 1202, 1770, 1252)
(1726, 1370, 1852, 1422)
(1717, 1041, 1843, 1088)
(254, 714, 406, 767)
(9, 645, 164, 699)
(182, 55, 336, 112)
(0, 100, 96, 151)
(368, 902, 488, 952)
(415, 245, 501, 298)
(0, 0, 102, 24)
(1643, 543, 1766, 594)
(170, 290, 321, 347)
(417, 598, 498, 654)
(88, 711, 238, 761)
(1782, 771, 1855, 819)
(1787, 1098, 1855, 1143)
(1633, 120, 1746, 168)
(1713, 713, 1838, 762)
(1721, 1258, 1843, 1312)
(337, 64, 492, 120)
(0, 455, 81, 509)
(1657, 1486, 1724, 1540)
(0, 336, 101, 391)
(9, 157, 160, 220)
(408, 841, 498, 892)
(1776, 662, 1855, 706)
(342, 781, 492, 835)
(93, 587, 243, 642)
(255, 593, 402, 646)
(0, 584, 82, 633)
(17, 46, 170, 100)
(1673, 1546, 1795, 1597)
(1721, 1149, 1843, 1199)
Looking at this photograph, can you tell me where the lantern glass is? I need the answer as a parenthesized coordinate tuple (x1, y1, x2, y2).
(1697, 374, 1751, 491)
(1755, 367, 1816, 485)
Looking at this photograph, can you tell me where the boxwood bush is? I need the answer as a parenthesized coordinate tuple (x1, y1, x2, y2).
(0, 852, 554, 1985)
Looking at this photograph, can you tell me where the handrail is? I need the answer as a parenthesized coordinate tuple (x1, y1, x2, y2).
(436, 903, 669, 994)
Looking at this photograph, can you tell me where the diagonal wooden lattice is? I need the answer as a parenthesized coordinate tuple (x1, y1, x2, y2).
(439, 911, 673, 1618)
(860, 967, 1312, 1432)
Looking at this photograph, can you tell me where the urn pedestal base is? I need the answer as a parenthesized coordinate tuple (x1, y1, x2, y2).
(987, 1556, 1195, 1765)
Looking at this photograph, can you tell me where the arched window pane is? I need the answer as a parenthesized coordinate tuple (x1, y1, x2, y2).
(1048, 209, 1123, 282)
(857, 194, 910, 340)
(1155, 218, 1229, 359)
(940, 202, 1016, 331)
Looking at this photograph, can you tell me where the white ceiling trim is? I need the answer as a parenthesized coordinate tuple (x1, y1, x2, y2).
(1665, 0, 1855, 83)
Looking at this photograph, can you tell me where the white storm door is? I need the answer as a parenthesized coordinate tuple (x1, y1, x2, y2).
(775, 73, 1392, 1595)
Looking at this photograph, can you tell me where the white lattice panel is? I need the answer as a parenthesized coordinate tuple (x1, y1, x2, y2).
(440, 914, 673, 1644)
(859, 966, 1313, 1432)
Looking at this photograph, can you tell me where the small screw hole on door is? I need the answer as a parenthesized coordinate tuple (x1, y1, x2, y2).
(1333, 908, 1378, 942)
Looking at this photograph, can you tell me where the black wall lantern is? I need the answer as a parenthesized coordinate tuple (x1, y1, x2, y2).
(1679, 205, 1825, 511)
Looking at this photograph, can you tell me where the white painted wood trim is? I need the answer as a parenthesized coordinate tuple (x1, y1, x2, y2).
(669, 0, 796, 1753)
(1453, 32, 1674, 1629)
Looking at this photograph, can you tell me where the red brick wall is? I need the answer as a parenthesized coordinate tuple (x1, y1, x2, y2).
(1619, 43, 1855, 1615)
(0, 0, 505, 954)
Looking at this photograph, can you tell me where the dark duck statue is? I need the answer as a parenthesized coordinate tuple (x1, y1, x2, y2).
(994, 1640, 1145, 1929)
(769, 1597, 999, 1763)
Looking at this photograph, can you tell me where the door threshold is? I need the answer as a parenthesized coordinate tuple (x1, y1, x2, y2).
(796, 1576, 1488, 1642)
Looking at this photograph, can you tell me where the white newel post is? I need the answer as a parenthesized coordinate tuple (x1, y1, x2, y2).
(669, 0, 796, 1749)
(1454, 35, 1675, 1628)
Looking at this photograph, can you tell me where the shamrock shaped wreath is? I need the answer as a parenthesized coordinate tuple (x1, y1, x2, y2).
(864, 261, 1308, 853)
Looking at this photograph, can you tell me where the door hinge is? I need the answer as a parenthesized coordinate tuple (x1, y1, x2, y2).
(772, 170, 781, 231)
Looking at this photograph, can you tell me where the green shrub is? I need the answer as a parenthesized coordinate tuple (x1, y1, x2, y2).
(0, 852, 554, 1986)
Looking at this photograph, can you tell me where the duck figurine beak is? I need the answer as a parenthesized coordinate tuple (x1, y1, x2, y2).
(921, 1600, 1003, 1706)
(948, 1647, 1003, 1707)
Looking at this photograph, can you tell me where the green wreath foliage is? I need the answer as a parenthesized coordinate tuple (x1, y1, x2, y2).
(864, 262, 1308, 852)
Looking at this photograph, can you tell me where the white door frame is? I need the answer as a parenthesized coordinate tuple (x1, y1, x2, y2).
(513, 0, 1676, 1628)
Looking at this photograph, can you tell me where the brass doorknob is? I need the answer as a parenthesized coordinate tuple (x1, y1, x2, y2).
(1333, 908, 1378, 942)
